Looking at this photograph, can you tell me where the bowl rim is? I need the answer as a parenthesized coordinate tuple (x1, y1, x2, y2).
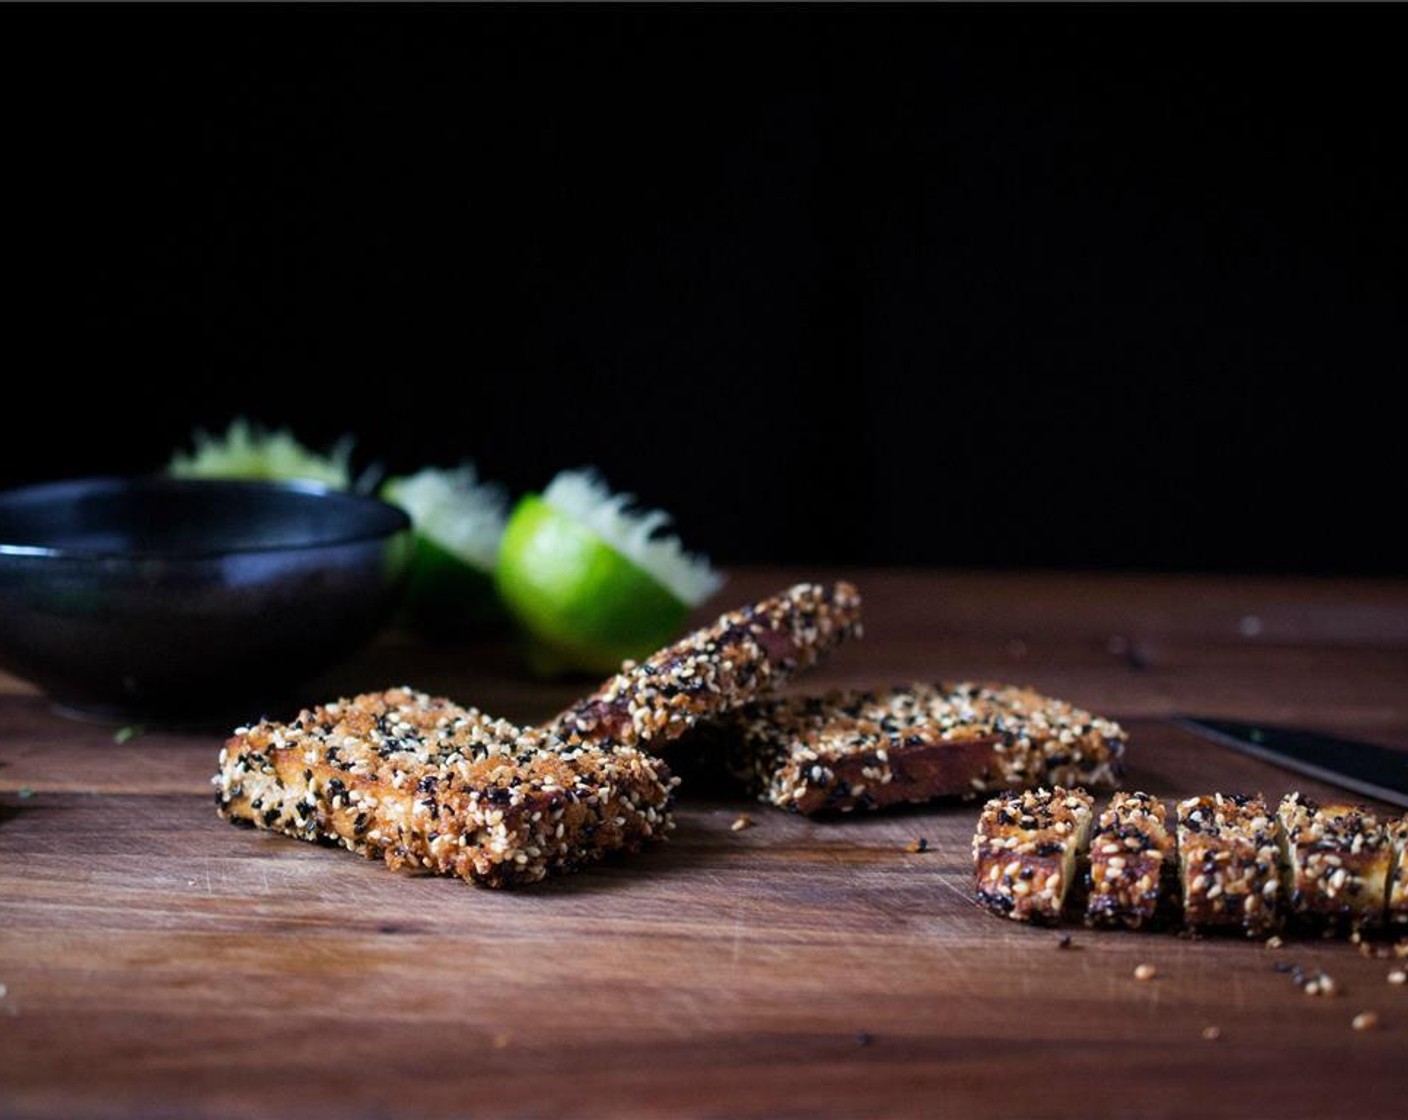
(0, 475, 412, 561)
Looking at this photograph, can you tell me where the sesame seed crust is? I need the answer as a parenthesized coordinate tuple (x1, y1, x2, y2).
(549, 582, 863, 750)
(213, 687, 675, 888)
(972, 787, 1094, 924)
(1277, 793, 1393, 934)
(1176, 793, 1283, 938)
(1383, 817, 1408, 927)
(728, 682, 1125, 815)
(1085, 791, 1173, 930)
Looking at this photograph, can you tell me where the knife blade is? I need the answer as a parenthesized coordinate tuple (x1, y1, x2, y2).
(1175, 717, 1408, 809)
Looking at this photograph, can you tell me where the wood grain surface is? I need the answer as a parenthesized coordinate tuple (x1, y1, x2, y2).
(3, 568, 1408, 1119)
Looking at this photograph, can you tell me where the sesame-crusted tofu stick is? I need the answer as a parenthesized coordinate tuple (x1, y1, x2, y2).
(1085, 792, 1173, 930)
(972, 787, 1094, 924)
(727, 682, 1124, 815)
(549, 582, 863, 750)
(1276, 794, 1394, 934)
(1389, 818, 1408, 929)
(215, 687, 675, 888)
(1176, 794, 1283, 937)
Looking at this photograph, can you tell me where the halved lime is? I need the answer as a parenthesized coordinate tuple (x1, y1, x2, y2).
(495, 469, 724, 676)
(381, 465, 509, 638)
(169, 418, 353, 488)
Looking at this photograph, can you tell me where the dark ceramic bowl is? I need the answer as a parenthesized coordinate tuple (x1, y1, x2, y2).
(0, 477, 413, 724)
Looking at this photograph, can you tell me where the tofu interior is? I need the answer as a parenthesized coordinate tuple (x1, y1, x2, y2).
(1385, 818, 1408, 926)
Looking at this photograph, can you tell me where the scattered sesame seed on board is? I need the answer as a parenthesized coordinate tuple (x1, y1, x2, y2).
(730, 814, 754, 832)
(1352, 1011, 1379, 1032)
(1284, 965, 1339, 997)
(1201, 1026, 1221, 1042)
(1389, 970, 1407, 986)
(1134, 963, 1157, 981)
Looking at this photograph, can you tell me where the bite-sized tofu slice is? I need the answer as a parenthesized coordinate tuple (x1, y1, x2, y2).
(1388, 817, 1408, 928)
(1176, 793, 1282, 938)
(973, 787, 1094, 924)
(1085, 791, 1173, 930)
(1277, 793, 1393, 933)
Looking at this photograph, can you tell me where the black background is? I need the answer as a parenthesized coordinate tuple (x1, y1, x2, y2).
(2, 4, 1403, 573)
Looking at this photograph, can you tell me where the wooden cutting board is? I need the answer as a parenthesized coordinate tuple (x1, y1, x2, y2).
(3, 569, 1407, 1119)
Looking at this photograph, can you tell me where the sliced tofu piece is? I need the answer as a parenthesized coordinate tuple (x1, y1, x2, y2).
(1176, 793, 1282, 938)
(729, 682, 1125, 815)
(1085, 791, 1173, 930)
(1277, 793, 1393, 933)
(215, 687, 675, 888)
(973, 786, 1094, 924)
(550, 581, 863, 751)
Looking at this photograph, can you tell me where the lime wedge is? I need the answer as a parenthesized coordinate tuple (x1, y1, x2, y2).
(169, 418, 353, 488)
(381, 465, 510, 639)
(495, 469, 724, 676)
